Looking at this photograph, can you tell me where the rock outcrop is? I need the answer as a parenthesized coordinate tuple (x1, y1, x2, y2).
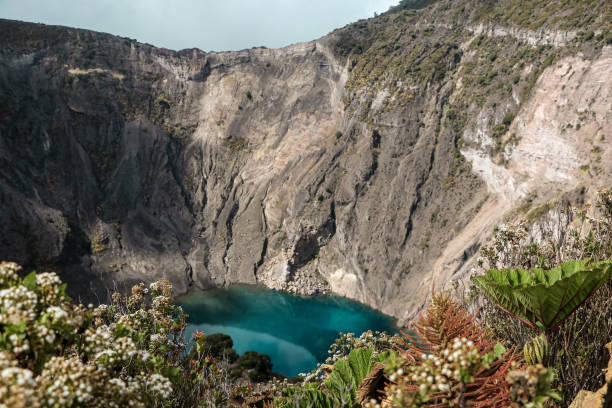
(0, 0, 610, 321)
(569, 341, 612, 408)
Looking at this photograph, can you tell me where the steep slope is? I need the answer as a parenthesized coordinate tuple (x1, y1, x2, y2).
(0, 0, 610, 321)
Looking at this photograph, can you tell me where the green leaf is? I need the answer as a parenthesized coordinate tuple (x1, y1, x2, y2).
(6, 322, 27, 334)
(325, 359, 354, 398)
(163, 366, 180, 380)
(375, 349, 397, 363)
(282, 385, 334, 408)
(59, 283, 71, 301)
(472, 260, 612, 331)
(482, 343, 506, 367)
(324, 348, 375, 407)
(493, 343, 506, 357)
(114, 323, 130, 338)
(22, 271, 37, 290)
(347, 347, 373, 388)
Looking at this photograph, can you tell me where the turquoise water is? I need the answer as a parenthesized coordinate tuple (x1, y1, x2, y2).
(177, 285, 397, 377)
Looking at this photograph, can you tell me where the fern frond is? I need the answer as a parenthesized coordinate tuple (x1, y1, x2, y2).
(392, 292, 518, 407)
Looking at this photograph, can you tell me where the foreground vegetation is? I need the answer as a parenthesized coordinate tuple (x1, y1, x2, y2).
(0, 264, 242, 407)
(2, 190, 612, 407)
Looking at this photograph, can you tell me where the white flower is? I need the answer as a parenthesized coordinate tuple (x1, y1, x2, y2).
(36, 272, 62, 288)
(0, 262, 20, 286)
(0, 285, 37, 325)
(46, 306, 69, 321)
(147, 373, 172, 399)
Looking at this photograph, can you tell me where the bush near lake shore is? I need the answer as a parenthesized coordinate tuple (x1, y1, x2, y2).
(185, 331, 277, 384)
(198, 333, 239, 364)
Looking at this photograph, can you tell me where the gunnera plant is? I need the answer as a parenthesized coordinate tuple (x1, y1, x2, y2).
(468, 188, 612, 404)
(472, 260, 612, 335)
(472, 259, 612, 369)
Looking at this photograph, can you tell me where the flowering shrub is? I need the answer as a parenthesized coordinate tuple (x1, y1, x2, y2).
(0, 262, 238, 407)
(0, 265, 85, 367)
(0, 350, 39, 408)
(325, 331, 398, 365)
(478, 189, 612, 272)
(507, 364, 560, 408)
(377, 339, 509, 407)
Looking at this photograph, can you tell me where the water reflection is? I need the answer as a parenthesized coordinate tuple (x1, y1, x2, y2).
(177, 285, 397, 376)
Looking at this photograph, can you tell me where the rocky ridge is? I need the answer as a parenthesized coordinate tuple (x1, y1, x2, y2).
(0, 0, 611, 323)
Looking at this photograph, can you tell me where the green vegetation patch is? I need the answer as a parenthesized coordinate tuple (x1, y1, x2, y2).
(470, 0, 611, 32)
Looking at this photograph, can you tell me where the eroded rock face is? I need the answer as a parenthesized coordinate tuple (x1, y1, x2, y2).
(0, 1, 610, 321)
(0, 19, 348, 300)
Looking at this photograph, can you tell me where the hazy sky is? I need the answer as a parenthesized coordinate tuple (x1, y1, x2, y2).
(0, 0, 398, 51)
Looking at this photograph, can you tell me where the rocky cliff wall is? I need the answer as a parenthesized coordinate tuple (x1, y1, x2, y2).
(0, 0, 610, 321)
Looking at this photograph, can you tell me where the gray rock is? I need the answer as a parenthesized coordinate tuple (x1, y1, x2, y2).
(0, 7, 610, 322)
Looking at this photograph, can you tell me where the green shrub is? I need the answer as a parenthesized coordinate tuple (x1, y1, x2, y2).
(225, 136, 248, 152)
(201, 333, 239, 363)
(446, 107, 457, 121)
(233, 350, 273, 382)
(503, 111, 515, 126)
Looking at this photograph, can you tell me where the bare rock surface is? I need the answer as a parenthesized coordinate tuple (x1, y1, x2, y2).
(0, 0, 610, 320)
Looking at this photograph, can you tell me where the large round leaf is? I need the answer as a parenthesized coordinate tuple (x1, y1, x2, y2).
(472, 260, 612, 332)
